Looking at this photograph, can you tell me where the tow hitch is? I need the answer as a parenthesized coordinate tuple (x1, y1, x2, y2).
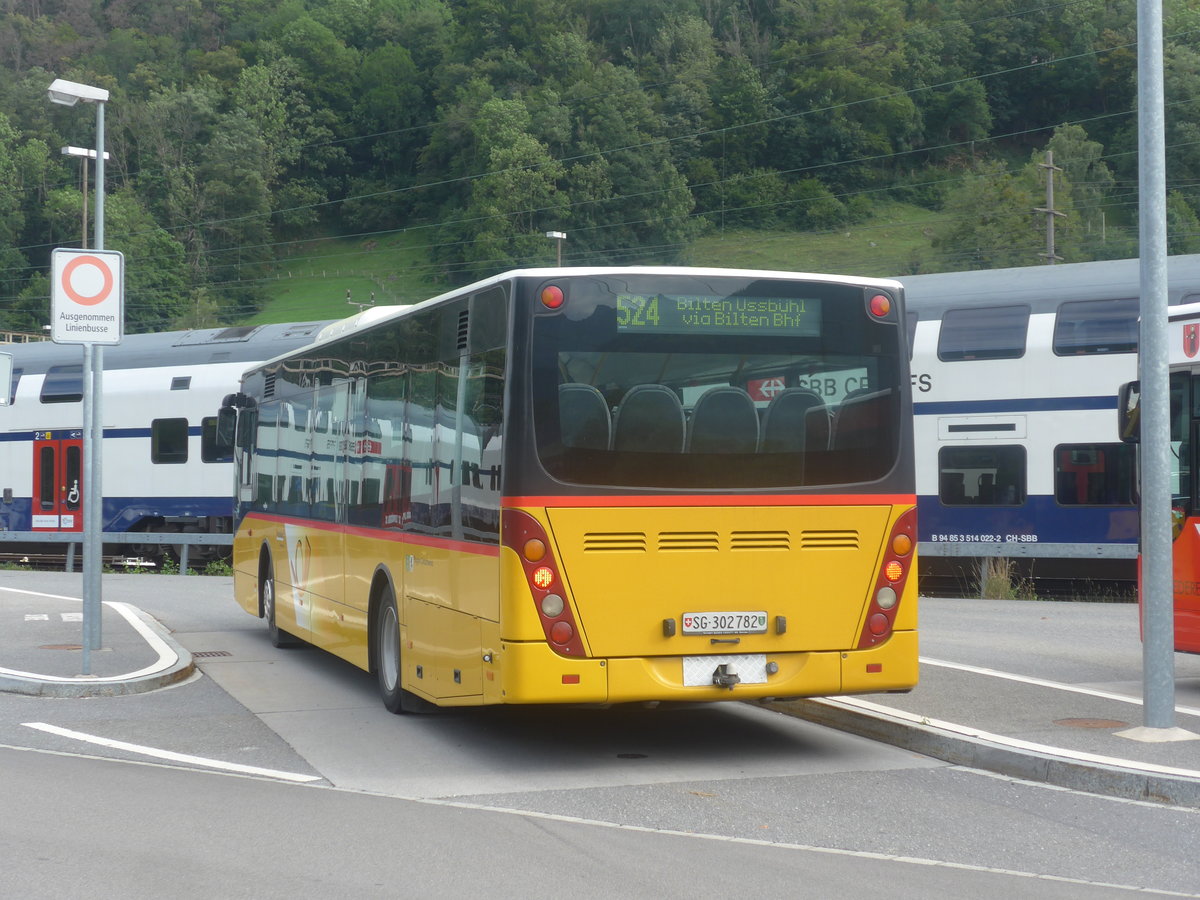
(712, 663, 741, 689)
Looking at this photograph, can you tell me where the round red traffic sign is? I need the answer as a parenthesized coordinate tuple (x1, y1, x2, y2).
(60, 254, 114, 306)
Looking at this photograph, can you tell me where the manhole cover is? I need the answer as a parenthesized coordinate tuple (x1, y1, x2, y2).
(1054, 718, 1129, 729)
(39, 644, 83, 651)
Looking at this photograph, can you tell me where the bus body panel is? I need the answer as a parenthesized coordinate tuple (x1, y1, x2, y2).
(1171, 514, 1200, 653)
(544, 503, 893, 656)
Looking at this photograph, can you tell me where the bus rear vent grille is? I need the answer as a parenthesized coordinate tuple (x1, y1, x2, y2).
(658, 532, 720, 552)
(583, 533, 647, 552)
(731, 531, 790, 550)
(800, 530, 859, 549)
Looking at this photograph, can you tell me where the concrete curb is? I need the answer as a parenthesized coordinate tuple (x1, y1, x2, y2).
(0, 603, 195, 699)
(761, 696, 1200, 810)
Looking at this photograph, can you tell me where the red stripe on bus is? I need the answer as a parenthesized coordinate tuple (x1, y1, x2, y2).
(501, 494, 916, 508)
(241, 512, 501, 558)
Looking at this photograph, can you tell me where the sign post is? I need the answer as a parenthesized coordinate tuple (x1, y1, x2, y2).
(51, 248, 122, 674)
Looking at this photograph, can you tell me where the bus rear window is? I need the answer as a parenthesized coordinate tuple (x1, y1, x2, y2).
(531, 275, 903, 490)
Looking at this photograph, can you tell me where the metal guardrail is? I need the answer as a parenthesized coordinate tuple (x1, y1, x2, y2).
(0, 531, 232, 574)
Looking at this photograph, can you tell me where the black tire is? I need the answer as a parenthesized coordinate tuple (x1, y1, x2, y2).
(375, 585, 434, 714)
(262, 562, 300, 648)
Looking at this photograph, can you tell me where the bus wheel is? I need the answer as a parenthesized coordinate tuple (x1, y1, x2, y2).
(263, 566, 300, 649)
(376, 586, 433, 714)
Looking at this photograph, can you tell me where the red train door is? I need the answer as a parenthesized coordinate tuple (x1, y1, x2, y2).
(31, 431, 84, 532)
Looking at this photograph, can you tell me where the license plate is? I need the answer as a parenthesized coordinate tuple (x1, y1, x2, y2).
(681, 611, 768, 635)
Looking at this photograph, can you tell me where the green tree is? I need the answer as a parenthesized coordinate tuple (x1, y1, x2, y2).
(931, 160, 1039, 271)
(456, 97, 567, 278)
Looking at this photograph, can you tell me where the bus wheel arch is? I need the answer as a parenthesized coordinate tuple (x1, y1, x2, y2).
(260, 544, 299, 648)
(369, 567, 434, 714)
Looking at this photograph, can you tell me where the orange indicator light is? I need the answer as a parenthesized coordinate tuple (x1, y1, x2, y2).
(532, 566, 555, 589)
(523, 538, 547, 562)
(885, 560, 904, 582)
(892, 533, 912, 556)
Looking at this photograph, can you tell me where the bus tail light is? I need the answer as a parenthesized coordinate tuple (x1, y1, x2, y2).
(857, 507, 916, 649)
(502, 510, 585, 657)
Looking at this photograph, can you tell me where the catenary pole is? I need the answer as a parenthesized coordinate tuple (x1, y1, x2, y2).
(1135, 0, 1175, 731)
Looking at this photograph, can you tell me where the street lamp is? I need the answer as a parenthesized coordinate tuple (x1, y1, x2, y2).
(60, 146, 109, 249)
(545, 231, 566, 266)
(48, 78, 110, 671)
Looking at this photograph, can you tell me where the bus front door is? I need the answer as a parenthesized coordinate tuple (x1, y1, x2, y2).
(31, 431, 84, 532)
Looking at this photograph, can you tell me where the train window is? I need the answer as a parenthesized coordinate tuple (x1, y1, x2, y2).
(40, 365, 83, 403)
(171, 377, 192, 390)
(151, 418, 189, 464)
(1053, 443, 1136, 506)
(1052, 298, 1137, 355)
(6, 367, 20, 405)
(201, 416, 233, 463)
(938, 445, 1025, 506)
(937, 305, 1030, 361)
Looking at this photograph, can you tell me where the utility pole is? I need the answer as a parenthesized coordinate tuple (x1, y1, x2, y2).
(1035, 150, 1066, 264)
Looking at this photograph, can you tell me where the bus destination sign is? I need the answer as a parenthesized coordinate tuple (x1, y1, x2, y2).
(615, 293, 820, 336)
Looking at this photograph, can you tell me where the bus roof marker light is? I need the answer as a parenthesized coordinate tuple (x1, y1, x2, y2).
(869, 294, 892, 318)
(540, 285, 565, 309)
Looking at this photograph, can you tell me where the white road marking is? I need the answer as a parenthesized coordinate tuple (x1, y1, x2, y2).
(415, 797, 1200, 897)
(0, 740, 1194, 897)
(0, 585, 88, 602)
(21, 722, 321, 783)
(921, 656, 1200, 718)
(60, 612, 82, 622)
(24, 614, 49, 622)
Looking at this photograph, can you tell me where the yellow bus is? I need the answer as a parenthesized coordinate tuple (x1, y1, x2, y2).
(218, 267, 918, 712)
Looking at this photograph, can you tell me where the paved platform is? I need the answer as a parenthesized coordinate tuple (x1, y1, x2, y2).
(0, 580, 193, 697)
(2, 575, 1198, 807)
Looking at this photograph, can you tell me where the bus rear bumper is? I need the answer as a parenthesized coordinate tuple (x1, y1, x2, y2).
(497, 631, 919, 704)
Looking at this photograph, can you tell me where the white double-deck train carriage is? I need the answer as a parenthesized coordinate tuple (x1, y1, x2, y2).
(899, 254, 1200, 591)
(0, 320, 331, 563)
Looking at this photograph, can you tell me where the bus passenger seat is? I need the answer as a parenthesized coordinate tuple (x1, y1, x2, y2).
(559, 383, 611, 450)
(687, 387, 760, 453)
(612, 384, 686, 452)
(832, 389, 889, 451)
(761, 388, 826, 453)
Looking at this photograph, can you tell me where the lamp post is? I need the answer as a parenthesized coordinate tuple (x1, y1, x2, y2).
(60, 146, 109, 250)
(48, 78, 110, 671)
(545, 231, 566, 266)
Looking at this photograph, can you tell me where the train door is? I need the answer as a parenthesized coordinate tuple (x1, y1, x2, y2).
(31, 431, 84, 531)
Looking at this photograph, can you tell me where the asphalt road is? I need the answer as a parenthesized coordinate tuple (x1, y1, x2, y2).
(1, 573, 1198, 898)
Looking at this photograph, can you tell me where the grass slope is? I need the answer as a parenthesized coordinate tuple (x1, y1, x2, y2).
(248, 204, 940, 325)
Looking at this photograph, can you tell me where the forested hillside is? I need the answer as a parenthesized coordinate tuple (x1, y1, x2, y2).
(2, 0, 1200, 332)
